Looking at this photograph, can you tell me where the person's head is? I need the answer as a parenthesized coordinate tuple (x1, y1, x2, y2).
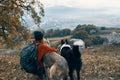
(34, 31, 43, 41)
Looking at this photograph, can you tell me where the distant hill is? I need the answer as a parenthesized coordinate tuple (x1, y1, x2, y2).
(28, 6, 120, 30)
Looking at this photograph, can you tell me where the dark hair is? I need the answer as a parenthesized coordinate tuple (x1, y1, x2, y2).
(34, 31, 43, 40)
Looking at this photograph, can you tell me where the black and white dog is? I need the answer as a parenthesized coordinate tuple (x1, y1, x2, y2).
(59, 39, 82, 80)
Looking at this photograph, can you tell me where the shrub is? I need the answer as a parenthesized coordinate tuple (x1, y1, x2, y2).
(92, 36, 106, 45)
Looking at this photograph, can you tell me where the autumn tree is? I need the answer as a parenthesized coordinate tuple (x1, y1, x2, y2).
(0, 0, 44, 48)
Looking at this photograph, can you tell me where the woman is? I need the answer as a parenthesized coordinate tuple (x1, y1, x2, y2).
(32, 31, 58, 76)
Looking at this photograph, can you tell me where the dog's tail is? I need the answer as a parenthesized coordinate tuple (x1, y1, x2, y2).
(49, 63, 67, 79)
(49, 63, 57, 79)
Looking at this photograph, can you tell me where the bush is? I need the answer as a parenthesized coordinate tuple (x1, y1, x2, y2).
(84, 39, 92, 47)
(72, 30, 89, 40)
(92, 36, 106, 45)
(100, 27, 106, 30)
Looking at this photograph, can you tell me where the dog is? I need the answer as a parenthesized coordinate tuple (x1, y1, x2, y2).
(60, 39, 82, 80)
(42, 52, 69, 80)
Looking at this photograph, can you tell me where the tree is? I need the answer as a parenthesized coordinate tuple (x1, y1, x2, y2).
(73, 24, 97, 34)
(60, 28, 71, 37)
(72, 30, 89, 40)
(100, 27, 106, 30)
(45, 29, 54, 37)
(0, 0, 44, 48)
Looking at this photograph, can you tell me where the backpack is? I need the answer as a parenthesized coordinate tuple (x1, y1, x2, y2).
(20, 43, 39, 73)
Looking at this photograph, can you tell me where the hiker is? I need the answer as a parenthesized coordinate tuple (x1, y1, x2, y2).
(32, 31, 58, 76)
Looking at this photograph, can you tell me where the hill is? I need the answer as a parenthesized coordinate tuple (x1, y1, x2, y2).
(29, 6, 120, 31)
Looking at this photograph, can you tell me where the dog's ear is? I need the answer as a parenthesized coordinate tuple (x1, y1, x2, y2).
(61, 39, 65, 45)
(65, 39, 68, 44)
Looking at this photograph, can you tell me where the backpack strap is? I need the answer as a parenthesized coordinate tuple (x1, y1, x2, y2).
(35, 42, 40, 69)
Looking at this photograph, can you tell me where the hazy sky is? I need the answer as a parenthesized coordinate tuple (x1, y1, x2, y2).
(41, 0, 120, 9)
(39, 0, 120, 28)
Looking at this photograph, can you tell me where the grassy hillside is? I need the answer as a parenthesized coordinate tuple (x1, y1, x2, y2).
(0, 44, 120, 80)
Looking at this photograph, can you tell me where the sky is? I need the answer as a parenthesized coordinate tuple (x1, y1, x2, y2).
(41, 0, 120, 9)
(38, 0, 120, 28)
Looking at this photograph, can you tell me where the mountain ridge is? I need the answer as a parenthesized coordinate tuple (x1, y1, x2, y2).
(29, 6, 120, 30)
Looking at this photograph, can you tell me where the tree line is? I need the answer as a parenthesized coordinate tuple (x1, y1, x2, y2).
(44, 28, 71, 37)
(44, 24, 107, 47)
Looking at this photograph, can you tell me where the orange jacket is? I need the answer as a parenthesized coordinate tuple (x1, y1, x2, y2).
(37, 43, 57, 68)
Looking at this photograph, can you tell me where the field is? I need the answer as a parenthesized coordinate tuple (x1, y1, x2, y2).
(80, 45, 120, 80)
(0, 43, 120, 80)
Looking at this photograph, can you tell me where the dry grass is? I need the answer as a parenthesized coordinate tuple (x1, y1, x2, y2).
(48, 36, 71, 42)
(0, 44, 120, 80)
(80, 45, 120, 80)
(48, 36, 71, 48)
